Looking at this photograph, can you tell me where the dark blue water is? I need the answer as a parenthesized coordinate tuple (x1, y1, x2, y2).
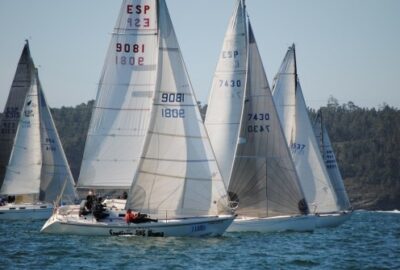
(0, 211, 399, 269)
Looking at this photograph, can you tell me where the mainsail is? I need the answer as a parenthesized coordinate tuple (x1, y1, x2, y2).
(205, 0, 307, 218)
(0, 41, 34, 188)
(204, 0, 247, 187)
(126, 0, 230, 219)
(272, 45, 340, 213)
(1, 71, 42, 196)
(77, 0, 158, 190)
(313, 111, 351, 210)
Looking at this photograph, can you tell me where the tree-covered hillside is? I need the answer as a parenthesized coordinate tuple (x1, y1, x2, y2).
(309, 97, 400, 210)
(2, 98, 398, 210)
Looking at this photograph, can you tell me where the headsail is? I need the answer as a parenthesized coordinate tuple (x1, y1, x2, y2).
(77, 0, 158, 190)
(272, 45, 340, 213)
(37, 72, 77, 204)
(126, 0, 230, 219)
(206, 1, 307, 218)
(0, 70, 42, 196)
(0, 41, 34, 188)
(313, 111, 351, 210)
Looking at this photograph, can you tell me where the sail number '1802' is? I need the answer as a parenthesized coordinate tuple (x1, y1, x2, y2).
(161, 93, 185, 118)
(248, 113, 270, 133)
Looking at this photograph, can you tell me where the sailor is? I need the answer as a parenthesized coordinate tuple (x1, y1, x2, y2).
(85, 190, 96, 211)
(124, 209, 138, 223)
(93, 197, 108, 221)
(298, 198, 309, 215)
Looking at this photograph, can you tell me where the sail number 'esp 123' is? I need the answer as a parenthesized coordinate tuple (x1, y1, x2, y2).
(160, 93, 185, 118)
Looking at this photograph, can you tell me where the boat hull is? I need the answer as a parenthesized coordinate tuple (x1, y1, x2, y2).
(41, 210, 235, 237)
(226, 215, 316, 233)
(0, 203, 53, 220)
(316, 211, 352, 228)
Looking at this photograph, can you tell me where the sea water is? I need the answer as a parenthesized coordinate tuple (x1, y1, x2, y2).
(0, 211, 399, 269)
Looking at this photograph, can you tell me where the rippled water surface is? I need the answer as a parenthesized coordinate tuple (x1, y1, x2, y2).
(0, 211, 399, 269)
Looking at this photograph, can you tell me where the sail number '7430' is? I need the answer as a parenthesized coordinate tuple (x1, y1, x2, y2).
(247, 113, 270, 133)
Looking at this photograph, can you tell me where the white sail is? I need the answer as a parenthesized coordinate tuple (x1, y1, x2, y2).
(204, 0, 247, 187)
(272, 46, 339, 213)
(0, 41, 34, 188)
(1, 72, 42, 196)
(313, 111, 351, 210)
(206, 1, 307, 218)
(37, 73, 77, 204)
(126, 0, 230, 219)
(77, 0, 158, 190)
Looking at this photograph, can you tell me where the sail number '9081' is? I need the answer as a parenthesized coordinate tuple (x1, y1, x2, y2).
(115, 43, 145, 66)
(160, 93, 185, 118)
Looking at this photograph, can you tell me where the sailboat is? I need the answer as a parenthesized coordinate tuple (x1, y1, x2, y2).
(204, 0, 315, 233)
(313, 110, 352, 226)
(0, 42, 78, 220)
(41, 0, 234, 236)
(272, 45, 351, 228)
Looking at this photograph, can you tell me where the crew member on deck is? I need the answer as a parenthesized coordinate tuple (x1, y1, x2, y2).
(124, 209, 138, 223)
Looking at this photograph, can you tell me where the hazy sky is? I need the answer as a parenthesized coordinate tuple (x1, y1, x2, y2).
(0, 0, 399, 110)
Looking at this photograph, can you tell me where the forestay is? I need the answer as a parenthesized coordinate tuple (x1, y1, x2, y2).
(0, 41, 34, 188)
(77, 0, 158, 190)
(272, 46, 340, 213)
(204, 1, 247, 187)
(313, 111, 351, 211)
(126, 0, 230, 219)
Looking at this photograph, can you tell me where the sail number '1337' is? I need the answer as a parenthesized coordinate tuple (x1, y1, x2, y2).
(160, 93, 185, 118)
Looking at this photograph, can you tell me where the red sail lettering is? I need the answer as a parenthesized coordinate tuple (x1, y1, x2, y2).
(127, 5, 133, 14)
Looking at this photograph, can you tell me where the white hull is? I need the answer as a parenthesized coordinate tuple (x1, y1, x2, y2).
(41, 208, 234, 237)
(0, 202, 53, 220)
(316, 211, 352, 228)
(227, 215, 316, 233)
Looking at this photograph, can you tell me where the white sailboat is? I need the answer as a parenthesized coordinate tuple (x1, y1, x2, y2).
(272, 45, 350, 228)
(41, 0, 234, 236)
(313, 110, 352, 227)
(205, 0, 315, 233)
(0, 45, 77, 219)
